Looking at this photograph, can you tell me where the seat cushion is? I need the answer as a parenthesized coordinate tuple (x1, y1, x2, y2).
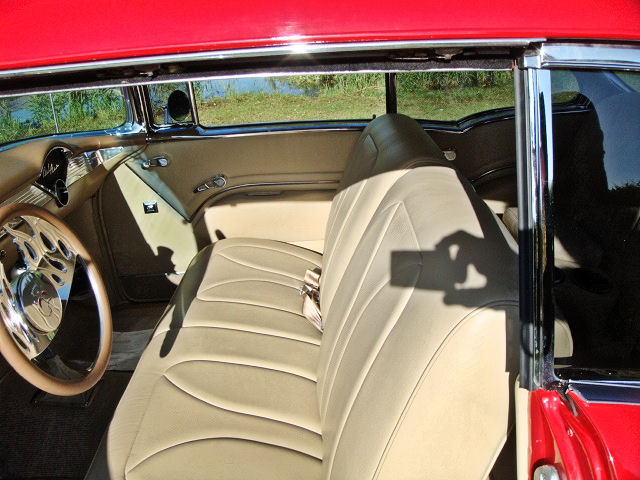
(86, 327, 322, 480)
(86, 240, 324, 480)
(153, 238, 322, 345)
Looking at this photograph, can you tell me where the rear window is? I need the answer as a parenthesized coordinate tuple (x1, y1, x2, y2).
(0, 88, 127, 145)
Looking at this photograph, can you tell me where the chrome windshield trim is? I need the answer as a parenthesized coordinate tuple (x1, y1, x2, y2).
(0, 38, 541, 80)
(539, 43, 640, 70)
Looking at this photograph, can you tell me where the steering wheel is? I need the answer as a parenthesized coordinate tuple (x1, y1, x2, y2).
(0, 203, 112, 396)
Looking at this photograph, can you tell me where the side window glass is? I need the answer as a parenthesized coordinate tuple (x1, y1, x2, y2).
(193, 74, 385, 127)
(148, 83, 193, 126)
(52, 89, 127, 132)
(395, 71, 514, 121)
(614, 72, 640, 92)
(1, 94, 57, 144)
(0, 88, 126, 145)
(551, 70, 580, 103)
(551, 69, 640, 373)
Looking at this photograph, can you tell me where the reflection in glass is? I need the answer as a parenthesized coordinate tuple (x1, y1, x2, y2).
(551, 69, 640, 372)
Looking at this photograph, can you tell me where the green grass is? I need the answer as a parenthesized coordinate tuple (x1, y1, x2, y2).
(0, 88, 126, 145)
(196, 83, 515, 126)
(197, 89, 386, 125)
(0, 110, 126, 145)
(398, 85, 514, 121)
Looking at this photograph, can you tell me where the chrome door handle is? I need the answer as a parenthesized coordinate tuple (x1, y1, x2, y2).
(194, 174, 227, 193)
(141, 156, 169, 169)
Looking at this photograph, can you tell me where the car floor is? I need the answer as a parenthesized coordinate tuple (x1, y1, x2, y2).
(0, 302, 166, 480)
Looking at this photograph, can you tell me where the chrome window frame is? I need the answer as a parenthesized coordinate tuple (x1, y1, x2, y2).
(140, 68, 517, 136)
(516, 43, 640, 402)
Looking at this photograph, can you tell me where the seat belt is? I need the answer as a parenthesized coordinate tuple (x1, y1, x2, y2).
(300, 268, 322, 332)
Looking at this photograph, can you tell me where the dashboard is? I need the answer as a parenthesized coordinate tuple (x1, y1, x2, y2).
(0, 145, 136, 211)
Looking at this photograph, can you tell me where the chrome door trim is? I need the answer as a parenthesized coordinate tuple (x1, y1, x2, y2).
(187, 82, 200, 126)
(569, 381, 640, 406)
(516, 51, 556, 391)
(203, 179, 336, 198)
(518, 42, 640, 393)
(538, 43, 640, 70)
(0, 38, 541, 82)
(147, 124, 366, 141)
(189, 180, 338, 220)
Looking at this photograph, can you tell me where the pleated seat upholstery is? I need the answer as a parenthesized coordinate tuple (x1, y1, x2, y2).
(86, 114, 519, 480)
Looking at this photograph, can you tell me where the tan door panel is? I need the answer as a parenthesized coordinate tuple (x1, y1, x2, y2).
(100, 165, 199, 301)
(130, 129, 360, 219)
(196, 190, 334, 254)
(99, 129, 360, 299)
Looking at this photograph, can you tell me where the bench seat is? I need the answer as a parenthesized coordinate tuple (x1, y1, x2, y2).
(87, 114, 519, 480)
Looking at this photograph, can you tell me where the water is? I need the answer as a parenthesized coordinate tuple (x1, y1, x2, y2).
(3, 96, 35, 122)
(200, 77, 311, 99)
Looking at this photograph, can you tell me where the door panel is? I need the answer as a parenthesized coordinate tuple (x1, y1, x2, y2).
(99, 129, 359, 300)
(100, 165, 199, 301)
(129, 129, 360, 220)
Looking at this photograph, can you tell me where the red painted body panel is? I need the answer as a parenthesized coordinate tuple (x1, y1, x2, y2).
(1, 0, 640, 71)
(530, 390, 640, 479)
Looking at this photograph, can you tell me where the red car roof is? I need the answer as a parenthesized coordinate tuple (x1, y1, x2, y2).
(2, 0, 640, 72)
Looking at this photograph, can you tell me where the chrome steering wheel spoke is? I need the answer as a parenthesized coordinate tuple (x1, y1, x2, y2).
(0, 214, 79, 360)
(3, 215, 77, 304)
(0, 260, 53, 359)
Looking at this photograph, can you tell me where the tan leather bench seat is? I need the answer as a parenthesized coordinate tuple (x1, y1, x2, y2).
(87, 115, 519, 480)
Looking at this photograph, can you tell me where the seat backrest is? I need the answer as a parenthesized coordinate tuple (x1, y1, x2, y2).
(318, 165, 519, 479)
(320, 114, 449, 313)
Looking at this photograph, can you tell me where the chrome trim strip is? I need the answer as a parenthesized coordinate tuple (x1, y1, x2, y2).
(187, 81, 199, 126)
(206, 180, 336, 198)
(119, 271, 186, 279)
(191, 180, 338, 219)
(147, 125, 365, 142)
(146, 106, 528, 141)
(570, 381, 640, 406)
(470, 165, 515, 184)
(540, 43, 640, 70)
(516, 55, 556, 391)
(0, 125, 144, 152)
(0, 185, 50, 210)
(0, 38, 541, 80)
